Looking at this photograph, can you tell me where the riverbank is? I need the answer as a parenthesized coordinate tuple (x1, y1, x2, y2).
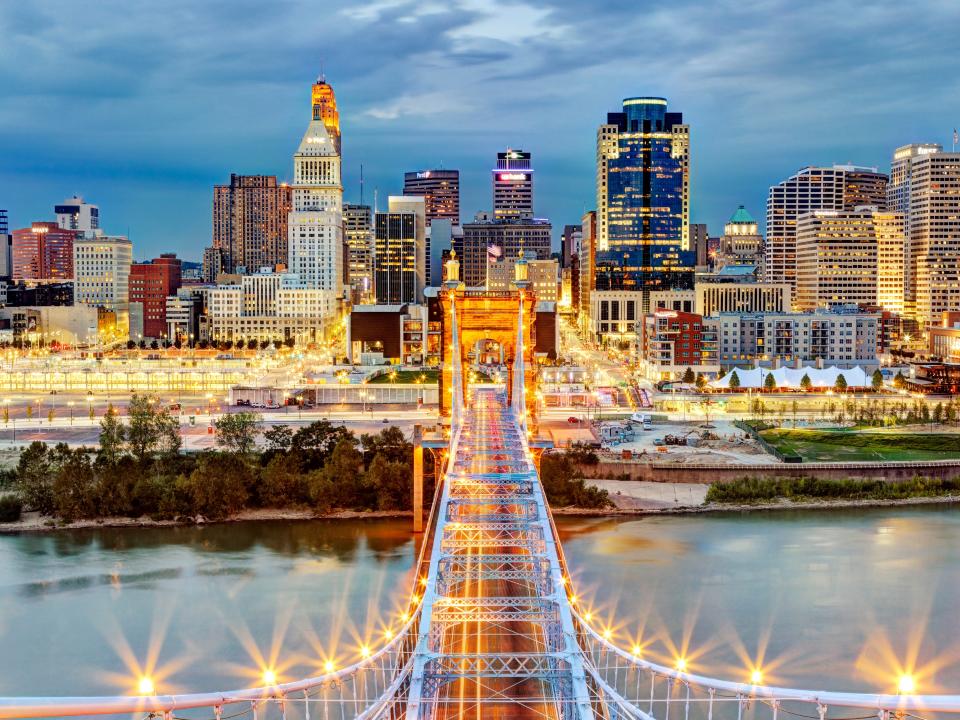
(0, 507, 413, 534)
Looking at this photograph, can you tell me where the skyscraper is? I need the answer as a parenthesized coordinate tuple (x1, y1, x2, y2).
(402, 170, 460, 225)
(54, 196, 99, 234)
(493, 149, 534, 219)
(717, 206, 764, 269)
(129, 254, 183, 339)
(12, 222, 76, 281)
(211, 175, 292, 273)
(889, 143, 960, 327)
(461, 216, 552, 288)
(374, 196, 426, 304)
(594, 97, 693, 328)
(287, 75, 344, 298)
(344, 203, 374, 303)
(765, 165, 888, 289)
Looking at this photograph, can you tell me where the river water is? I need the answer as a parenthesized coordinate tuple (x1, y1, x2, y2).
(0, 507, 958, 698)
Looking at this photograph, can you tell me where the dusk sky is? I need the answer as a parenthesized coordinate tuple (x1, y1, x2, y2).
(2, 0, 959, 261)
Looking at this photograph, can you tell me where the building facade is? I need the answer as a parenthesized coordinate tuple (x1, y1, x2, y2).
(594, 96, 693, 328)
(54, 196, 99, 234)
(211, 174, 292, 274)
(344, 203, 374, 303)
(717, 205, 764, 269)
(72, 235, 132, 310)
(374, 201, 425, 305)
(639, 310, 719, 380)
(128, 254, 182, 339)
(487, 256, 559, 301)
(460, 217, 552, 288)
(12, 222, 76, 281)
(403, 170, 460, 225)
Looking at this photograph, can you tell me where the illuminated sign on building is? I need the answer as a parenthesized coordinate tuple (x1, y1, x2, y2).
(498, 173, 528, 182)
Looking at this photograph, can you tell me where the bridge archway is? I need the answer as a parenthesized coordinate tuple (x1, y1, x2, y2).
(439, 287, 537, 420)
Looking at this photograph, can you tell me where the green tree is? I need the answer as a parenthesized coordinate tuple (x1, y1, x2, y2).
(25, 404, 33, 420)
(263, 424, 293, 453)
(183, 453, 250, 519)
(98, 404, 125, 465)
(214, 412, 262, 455)
(728, 370, 741, 391)
(933, 402, 944, 425)
(764, 373, 777, 392)
(540, 452, 611, 508)
(893, 370, 907, 389)
(52, 449, 97, 522)
(682, 367, 696, 384)
(363, 454, 411, 510)
(800, 373, 812, 392)
(293, 420, 354, 470)
(695, 372, 707, 391)
(360, 426, 412, 466)
(89, 403, 95, 420)
(259, 452, 307, 506)
(15, 442, 56, 515)
(307, 437, 366, 510)
(834, 374, 848, 393)
(127, 394, 180, 460)
(871, 369, 884, 391)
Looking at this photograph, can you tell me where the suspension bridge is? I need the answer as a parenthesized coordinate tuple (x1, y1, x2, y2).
(1, 286, 957, 719)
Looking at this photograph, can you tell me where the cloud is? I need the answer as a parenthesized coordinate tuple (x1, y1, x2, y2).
(0, 0, 959, 258)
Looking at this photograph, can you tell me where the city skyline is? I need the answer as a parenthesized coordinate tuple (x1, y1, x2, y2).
(2, 1, 960, 260)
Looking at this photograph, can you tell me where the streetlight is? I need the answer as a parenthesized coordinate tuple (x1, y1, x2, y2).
(68, 401, 75, 426)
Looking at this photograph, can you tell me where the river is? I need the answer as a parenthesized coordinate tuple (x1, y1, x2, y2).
(0, 507, 958, 698)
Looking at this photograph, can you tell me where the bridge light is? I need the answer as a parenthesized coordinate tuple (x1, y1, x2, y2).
(384, 628, 394, 639)
(419, 577, 428, 586)
(569, 595, 577, 605)
(262, 669, 277, 686)
(324, 660, 335, 673)
(898, 674, 916, 694)
(751, 669, 763, 685)
(632, 645, 642, 656)
(360, 645, 371, 658)
(602, 628, 612, 640)
(137, 676, 155, 695)
(675, 658, 687, 672)
(584, 611, 592, 622)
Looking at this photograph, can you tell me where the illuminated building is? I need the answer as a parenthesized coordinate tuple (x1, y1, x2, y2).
(460, 216, 551, 288)
(487, 256, 559, 301)
(888, 143, 960, 327)
(765, 165, 888, 290)
(73, 235, 132, 311)
(795, 209, 904, 312)
(578, 210, 596, 334)
(210, 174, 292, 273)
(717, 205, 764, 269)
(12, 222, 76, 281)
(54, 195, 99, 234)
(694, 267, 791, 315)
(493, 149, 534, 219)
(690, 223, 710, 267)
(129, 254, 182, 339)
(374, 196, 426, 304)
(639, 310, 719, 380)
(344, 203, 374, 303)
(288, 75, 344, 299)
(403, 170, 460, 225)
(594, 96, 693, 341)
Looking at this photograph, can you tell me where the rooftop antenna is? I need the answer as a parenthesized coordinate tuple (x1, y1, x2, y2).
(318, 57, 325, 83)
(360, 164, 365, 207)
(374, 187, 379, 214)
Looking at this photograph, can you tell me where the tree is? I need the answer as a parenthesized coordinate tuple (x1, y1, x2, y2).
(16, 442, 56, 515)
(695, 372, 707, 391)
(933, 402, 944, 425)
(834, 373, 848, 393)
(259, 452, 307, 506)
(363, 454, 411, 510)
(247, 339, 258, 350)
(682, 367, 695, 384)
(893, 370, 907, 389)
(127, 394, 181, 460)
(183, 453, 250, 519)
(263, 424, 293, 453)
(764, 373, 777, 392)
(293, 420, 354, 470)
(98, 404, 125, 465)
(728, 370, 741, 391)
(52, 449, 97, 522)
(871, 369, 884, 391)
(26, 404, 33, 420)
(360, 426, 411, 466)
(214, 412, 262, 455)
(307, 437, 366, 510)
(800, 373, 812, 392)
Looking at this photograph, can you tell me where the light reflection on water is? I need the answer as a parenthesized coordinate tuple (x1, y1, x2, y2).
(0, 508, 957, 697)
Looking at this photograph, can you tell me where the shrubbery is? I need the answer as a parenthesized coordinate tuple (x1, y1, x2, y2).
(706, 475, 960, 504)
(540, 451, 612, 508)
(0, 495, 22, 522)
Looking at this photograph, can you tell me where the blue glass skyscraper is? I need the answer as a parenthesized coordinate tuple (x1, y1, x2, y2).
(594, 97, 693, 308)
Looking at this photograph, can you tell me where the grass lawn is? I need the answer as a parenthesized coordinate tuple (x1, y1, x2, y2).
(759, 428, 960, 462)
(366, 369, 493, 384)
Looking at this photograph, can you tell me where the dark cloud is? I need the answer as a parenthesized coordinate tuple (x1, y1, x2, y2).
(1, 0, 958, 259)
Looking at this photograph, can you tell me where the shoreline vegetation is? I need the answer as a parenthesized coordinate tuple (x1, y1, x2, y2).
(0, 394, 611, 530)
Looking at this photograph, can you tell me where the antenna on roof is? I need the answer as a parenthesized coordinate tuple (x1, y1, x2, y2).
(318, 57, 325, 83)
(360, 164, 365, 206)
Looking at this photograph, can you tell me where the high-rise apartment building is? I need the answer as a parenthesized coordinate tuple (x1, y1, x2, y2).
(578, 211, 596, 333)
(690, 223, 710, 267)
(12, 222, 76, 281)
(0, 209, 8, 235)
(129, 254, 182, 338)
(374, 196, 426, 305)
(888, 144, 960, 327)
(560, 224, 582, 268)
(73, 235, 132, 310)
(402, 170, 460, 225)
(54, 196, 99, 234)
(765, 165, 888, 289)
(795, 209, 904, 311)
(287, 75, 344, 298)
(211, 174, 292, 273)
(493, 149, 534, 219)
(594, 97, 693, 334)
(344, 203, 374, 303)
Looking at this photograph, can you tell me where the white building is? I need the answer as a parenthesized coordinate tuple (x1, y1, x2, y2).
(55, 195, 99, 234)
(73, 235, 132, 310)
(287, 77, 344, 300)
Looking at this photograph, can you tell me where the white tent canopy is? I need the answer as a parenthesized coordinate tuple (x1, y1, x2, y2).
(709, 365, 870, 390)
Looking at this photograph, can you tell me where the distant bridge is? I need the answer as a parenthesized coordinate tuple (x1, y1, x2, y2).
(1, 287, 957, 719)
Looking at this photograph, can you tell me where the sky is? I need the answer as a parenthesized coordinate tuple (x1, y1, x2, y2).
(2, 0, 959, 261)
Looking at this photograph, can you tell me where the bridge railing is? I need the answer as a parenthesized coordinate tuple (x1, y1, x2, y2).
(572, 608, 960, 719)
